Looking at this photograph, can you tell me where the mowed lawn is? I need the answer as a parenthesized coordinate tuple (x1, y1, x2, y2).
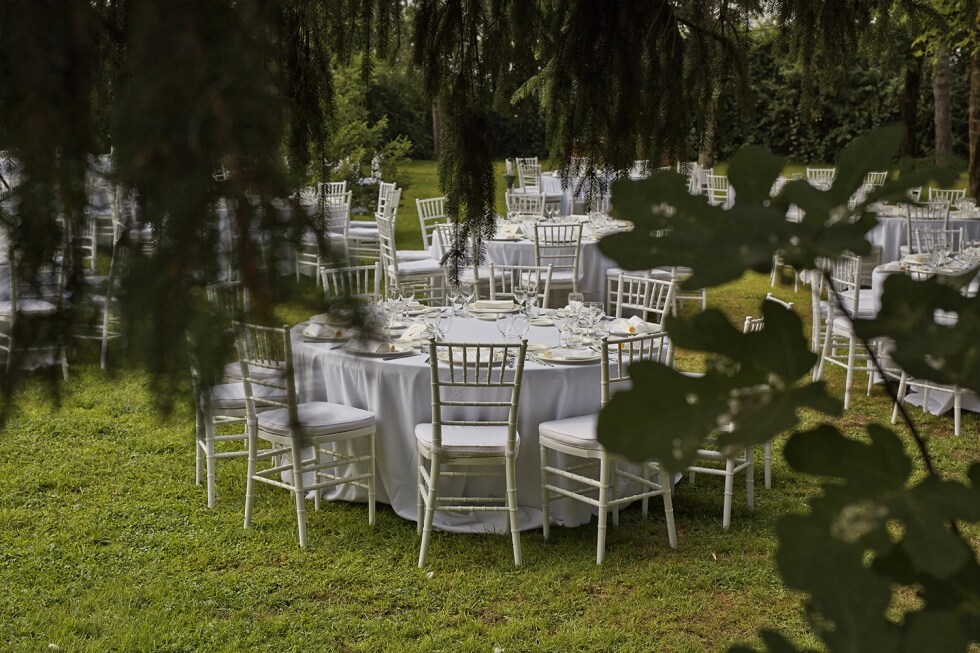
(1, 161, 977, 652)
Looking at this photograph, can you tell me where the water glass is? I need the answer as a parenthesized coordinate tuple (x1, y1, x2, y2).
(511, 313, 530, 341)
(513, 284, 528, 311)
(447, 284, 462, 314)
(459, 282, 475, 308)
(568, 292, 584, 315)
(496, 313, 515, 341)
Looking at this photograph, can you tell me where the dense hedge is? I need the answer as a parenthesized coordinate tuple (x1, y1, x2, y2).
(713, 35, 970, 164)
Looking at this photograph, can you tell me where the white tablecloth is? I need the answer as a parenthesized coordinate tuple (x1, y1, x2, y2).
(293, 317, 642, 533)
(866, 211, 980, 263)
(430, 227, 619, 304)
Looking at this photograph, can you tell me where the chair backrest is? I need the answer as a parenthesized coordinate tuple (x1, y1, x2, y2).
(630, 160, 650, 179)
(614, 275, 675, 328)
(864, 171, 887, 187)
(424, 339, 527, 454)
(907, 186, 923, 202)
(806, 167, 836, 188)
(416, 196, 449, 250)
(318, 181, 347, 198)
(487, 263, 554, 309)
(827, 254, 863, 318)
(207, 281, 250, 324)
(905, 203, 950, 248)
(518, 161, 541, 192)
(375, 181, 397, 219)
(706, 174, 730, 207)
(322, 190, 352, 237)
(569, 157, 589, 178)
(533, 223, 583, 282)
(601, 333, 672, 407)
(928, 187, 966, 204)
(234, 322, 294, 420)
(376, 189, 403, 284)
(321, 262, 382, 301)
(743, 293, 794, 334)
(913, 227, 964, 255)
(770, 176, 788, 197)
(505, 191, 545, 218)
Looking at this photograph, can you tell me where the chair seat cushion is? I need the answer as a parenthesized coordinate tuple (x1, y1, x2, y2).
(348, 227, 379, 239)
(223, 361, 287, 382)
(548, 270, 576, 283)
(210, 382, 287, 411)
(415, 423, 519, 455)
(391, 258, 444, 277)
(258, 401, 375, 438)
(0, 299, 58, 316)
(538, 414, 600, 450)
(396, 249, 431, 262)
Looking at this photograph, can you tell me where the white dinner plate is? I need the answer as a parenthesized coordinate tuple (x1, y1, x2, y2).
(528, 317, 554, 326)
(343, 340, 415, 357)
(467, 303, 519, 314)
(302, 324, 355, 342)
(535, 348, 601, 364)
(610, 322, 662, 336)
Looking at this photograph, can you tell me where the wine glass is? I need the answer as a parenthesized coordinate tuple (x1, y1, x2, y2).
(511, 313, 530, 341)
(459, 282, 475, 309)
(399, 284, 415, 308)
(447, 284, 461, 315)
(552, 308, 571, 348)
(568, 292, 584, 315)
(513, 284, 528, 312)
(584, 302, 604, 341)
(525, 294, 540, 320)
(496, 313, 515, 341)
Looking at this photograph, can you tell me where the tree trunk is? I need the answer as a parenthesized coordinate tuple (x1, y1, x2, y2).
(698, 96, 716, 168)
(431, 102, 442, 160)
(970, 13, 980, 198)
(934, 42, 953, 168)
(900, 59, 921, 159)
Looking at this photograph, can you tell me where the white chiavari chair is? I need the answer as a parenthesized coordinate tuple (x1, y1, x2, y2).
(533, 223, 582, 297)
(415, 339, 528, 566)
(705, 174, 730, 208)
(487, 263, 554, 309)
(320, 262, 382, 302)
(236, 322, 376, 548)
(539, 333, 677, 563)
(416, 196, 449, 251)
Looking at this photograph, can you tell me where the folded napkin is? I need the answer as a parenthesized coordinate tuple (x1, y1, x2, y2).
(558, 348, 596, 360)
(303, 323, 348, 339)
(398, 323, 429, 342)
(496, 224, 525, 239)
(472, 300, 515, 311)
(612, 316, 660, 334)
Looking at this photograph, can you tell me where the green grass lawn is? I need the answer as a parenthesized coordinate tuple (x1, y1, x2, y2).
(1, 162, 977, 652)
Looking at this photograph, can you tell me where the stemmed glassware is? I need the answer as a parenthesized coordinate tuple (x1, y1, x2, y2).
(567, 292, 584, 315)
(422, 308, 452, 342)
(496, 313, 515, 341)
(513, 283, 528, 312)
(552, 308, 573, 348)
(459, 282, 475, 310)
(583, 301, 604, 342)
(447, 284, 462, 315)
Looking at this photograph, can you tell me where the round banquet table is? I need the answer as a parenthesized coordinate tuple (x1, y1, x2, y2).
(429, 225, 620, 304)
(866, 209, 980, 263)
(292, 316, 643, 533)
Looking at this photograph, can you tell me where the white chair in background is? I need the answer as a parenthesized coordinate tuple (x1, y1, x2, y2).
(904, 203, 950, 257)
(814, 254, 879, 410)
(320, 262, 381, 302)
(705, 174, 730, 208)
(431, 223, 502, 298)
(296, 190, 352, 283)
(913, 227, 963, 256)
(378, 191, 445, 305)
(517, 159, 541, 192)
(806, 167, 836, 189)
(317, 180, 347, 197)
(864, 171, 887, 188)
(416, 196, 449, 251)
(741, 293, 793, 489)
(505, 191, 545, 219)
(539, 332, 677, 563)
(613, 274, 675, 331)
(236, 322, 376, 548)
(415, 339, 528, 567)
(533, 223, 582, 297)
(928, 187, 966, 205)
(487, 263, 554, 309)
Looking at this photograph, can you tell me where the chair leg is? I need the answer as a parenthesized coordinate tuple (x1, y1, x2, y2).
(367, 431, 376, 525)
(418, 455, 441, 567)
(661, 469, 678, 550)
(722, 457, 735, 529)
(641, 464, 651, 517)
(539, 444, 550, 541)
(745, 449, 754, 511)
(505, 456, 521, 567)
(194, 409, 204, 487)
(843, 335, 857, 410)
(596, 456, 611, 564)
(764, 441, 772, 490)
(611, 457, 620, 528)
(244, 419, 257, 529)
(954, 389, 962, 436)
(416, 454, 424, 535)
(313, 446, 322, 512)
(892, 373, 907, 425)
(290, 443, 308, 548)
(205, 422, 217, 509)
